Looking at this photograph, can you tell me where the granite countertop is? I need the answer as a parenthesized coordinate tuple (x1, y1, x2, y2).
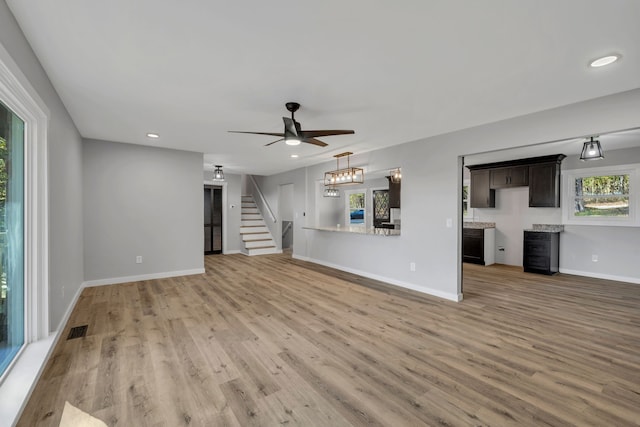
(463, 221, 496, 229)
(524, 224, 565, 233)
(303, 226, 400, 236)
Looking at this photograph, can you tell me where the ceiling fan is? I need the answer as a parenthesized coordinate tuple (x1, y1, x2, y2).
(229, 102, 355, 147)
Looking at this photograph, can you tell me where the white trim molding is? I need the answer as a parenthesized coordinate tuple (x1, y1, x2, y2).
(559, 268, 640, 285)
(292, 254, 463, 302)
(82, 268, 206, 287)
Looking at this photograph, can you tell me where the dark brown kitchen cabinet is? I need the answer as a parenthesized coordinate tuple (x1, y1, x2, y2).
(529, 160, 563, 207)
(470, 170, 495, 208)
(388, 179, 401, 208)
(463, 228, 485, 264)
(467, 154, 565, 208)
(523, 231, 559, 275)
(490, 165, 529, 188)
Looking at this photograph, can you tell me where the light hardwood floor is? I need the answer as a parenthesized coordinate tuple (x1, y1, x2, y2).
(18, 254, 640, 426)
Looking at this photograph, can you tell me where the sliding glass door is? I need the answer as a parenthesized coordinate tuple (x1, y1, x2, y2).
(0, 101, 25, 376)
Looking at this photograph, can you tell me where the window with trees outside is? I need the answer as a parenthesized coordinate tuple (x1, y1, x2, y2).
(563, 164, 639, 226)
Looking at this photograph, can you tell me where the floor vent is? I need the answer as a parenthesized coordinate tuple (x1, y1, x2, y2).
(67, 325, 88, 340)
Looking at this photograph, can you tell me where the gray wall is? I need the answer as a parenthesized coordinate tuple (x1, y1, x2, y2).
(83, 139, 203, 281)
(255, 89, 640, 300)
(0, 0, 84, 330)
(203, 171, 242, 253)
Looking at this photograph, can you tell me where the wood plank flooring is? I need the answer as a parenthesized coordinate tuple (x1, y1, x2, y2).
(17, 254, 640, 426)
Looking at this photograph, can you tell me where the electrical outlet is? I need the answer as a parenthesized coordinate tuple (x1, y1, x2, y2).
(136, 256, 143, 264)
(592, 254, 598, 262)
(410, 262, 416, 272)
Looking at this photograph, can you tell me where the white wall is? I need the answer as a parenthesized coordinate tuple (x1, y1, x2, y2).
(256, 89, 640, 301)
(473, 188, 562, 266)
(83, 139, 204, 282)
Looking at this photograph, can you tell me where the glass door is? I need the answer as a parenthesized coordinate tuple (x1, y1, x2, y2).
(0, 100, 25, 376)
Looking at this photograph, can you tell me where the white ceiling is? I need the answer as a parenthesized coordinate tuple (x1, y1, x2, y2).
(7, 0, 640, 175)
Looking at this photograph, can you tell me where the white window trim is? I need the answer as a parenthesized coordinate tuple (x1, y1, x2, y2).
(562, 163, 639, 227)
(0, 45, 50, 365)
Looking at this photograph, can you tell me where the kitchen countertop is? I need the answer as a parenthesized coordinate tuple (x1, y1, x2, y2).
(463, 221, 496, 229)
(524, 224, 565, 233)
(303, 226, 400, 236)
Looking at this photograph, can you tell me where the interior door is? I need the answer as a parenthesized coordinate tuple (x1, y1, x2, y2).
(204, 185, 223, 254)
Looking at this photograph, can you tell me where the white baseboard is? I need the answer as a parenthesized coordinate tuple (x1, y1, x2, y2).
(292, 254, 462, 302)
(559, 268, 640, 284)
(82, 268, 205, 287)
(223, 250, 242, 255)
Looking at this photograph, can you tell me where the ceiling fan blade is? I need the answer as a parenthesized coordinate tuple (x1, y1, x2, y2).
(303, 137, 328, 147)
(228, 131, 285, 137)
(264, 138, 284, 146)
(300, 129, 355, 138)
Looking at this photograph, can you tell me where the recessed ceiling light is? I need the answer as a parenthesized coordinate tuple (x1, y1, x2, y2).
(146, 132, 160, 139)
(589, 54, 621, 68)
(290, 154, 299, 158)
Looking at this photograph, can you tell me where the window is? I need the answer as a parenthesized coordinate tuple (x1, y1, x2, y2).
(0, 101, 24, 376)
(462, 179, 473, 219)
(563, 164, 639, 226)
(346, 191, 365, 226)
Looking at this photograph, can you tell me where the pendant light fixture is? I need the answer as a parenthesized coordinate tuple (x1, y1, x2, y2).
(323, 188, 340, 198)
(580, 137, 604, 161)
(213, 165, 225, 181)
(324, 152, 364, 186)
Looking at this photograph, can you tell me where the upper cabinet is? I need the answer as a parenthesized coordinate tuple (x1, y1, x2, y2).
(468, 155, 565, 208)
(490, 165, 529, 188)
(388, 178, 401, 208)
(470, 169, 495, 208)
(528, 157, 565, 207)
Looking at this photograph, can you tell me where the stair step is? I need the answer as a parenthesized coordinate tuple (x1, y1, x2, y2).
(241, 226, 269, 234)
(246, 246, 279, 256)
(241, 214, 263, 221)
(242, 233, 271, 241)
(241, 208, 260, 214)
(242, 219, 265, 226)
(244, 239, 275, 248)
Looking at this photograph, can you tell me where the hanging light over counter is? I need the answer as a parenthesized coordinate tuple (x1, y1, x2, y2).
(323, 188, 340, 198)
(324, 152, 364, 186)
(580, 137, 604, 161)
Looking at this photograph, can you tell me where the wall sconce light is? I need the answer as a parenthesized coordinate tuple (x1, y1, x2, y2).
(389, 168, 402, 183)
(580, 137, 604, 161)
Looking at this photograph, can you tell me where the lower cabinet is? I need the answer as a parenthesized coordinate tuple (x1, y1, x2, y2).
(523, 231, 559, 275)
(463, 228, 495, 265)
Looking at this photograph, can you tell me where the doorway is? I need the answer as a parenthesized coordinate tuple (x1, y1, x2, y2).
(204, 185, 223, 254)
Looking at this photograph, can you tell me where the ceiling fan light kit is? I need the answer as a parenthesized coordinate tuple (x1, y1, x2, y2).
(324, 152, 364, 186)
(229, 102, 355, 148)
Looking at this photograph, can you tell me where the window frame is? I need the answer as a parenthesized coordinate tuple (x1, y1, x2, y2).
(562, 163, 639, 227)
(0, 44, 50, 382)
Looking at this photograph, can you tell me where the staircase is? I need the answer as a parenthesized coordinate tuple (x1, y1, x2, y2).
(241, 195, 279, 256)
